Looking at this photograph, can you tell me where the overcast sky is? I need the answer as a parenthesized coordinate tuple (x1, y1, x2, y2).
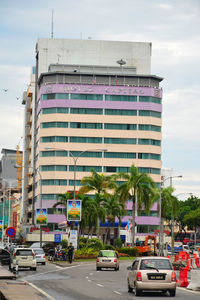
(0, 0, 199, 199)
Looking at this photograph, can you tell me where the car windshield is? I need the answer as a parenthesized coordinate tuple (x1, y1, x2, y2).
(140, 259, 172, 270)
(34, 250, 44, 254)
(16, 250, 33, 256)
(99, 251, 116, 257)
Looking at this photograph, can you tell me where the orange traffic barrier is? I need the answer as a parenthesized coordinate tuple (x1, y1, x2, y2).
(177, 267, 189, 287)
(186, 259, 190, 271)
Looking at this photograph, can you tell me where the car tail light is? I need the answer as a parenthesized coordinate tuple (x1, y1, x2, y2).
(137, 272, 142, 281)
(43, 255, 46, 258)
(114, 259, 117, 263)
(32, 252, 35, 257)
(171, 272, 176, 282)
(97, 258, 99, 262)
(14, 253, 16, 257)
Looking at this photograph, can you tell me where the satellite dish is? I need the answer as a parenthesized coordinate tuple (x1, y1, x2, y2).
(116, 59, 126, 66)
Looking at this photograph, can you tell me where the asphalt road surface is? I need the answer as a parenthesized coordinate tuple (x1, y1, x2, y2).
(13, 261, 200, 300)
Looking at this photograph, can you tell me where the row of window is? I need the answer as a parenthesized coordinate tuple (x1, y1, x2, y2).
(40, 162, 161, 173)
(41, 107, 161, 118)
(40, 136, 161, 146)
(41, 122, 161, 132)
(126, 210, 159, 217)
(41, 93, 161, 104)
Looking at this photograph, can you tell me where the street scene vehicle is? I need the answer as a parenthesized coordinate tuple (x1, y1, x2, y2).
(0, 248, 11, 265)
(32, 248, 46, 265)
(127, 257, 176, 297)
(10, 248, 37, 271)
(96, 250, 119, 271)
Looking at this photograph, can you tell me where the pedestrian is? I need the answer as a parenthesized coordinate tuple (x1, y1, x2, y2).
(68, 242, 74, 264)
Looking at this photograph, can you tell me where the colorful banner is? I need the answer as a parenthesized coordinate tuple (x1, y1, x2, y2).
(67, 200, 81, 221)
(0, 220, 2, 231)
(36, 209, 47, 225)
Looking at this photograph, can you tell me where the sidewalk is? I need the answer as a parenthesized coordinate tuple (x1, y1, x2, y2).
(0, 281, 45, 300)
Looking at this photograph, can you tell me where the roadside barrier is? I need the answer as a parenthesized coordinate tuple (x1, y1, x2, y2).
(195, 257, 200, 268)
(185, 259, 190, 271)
(177, 267, 189, 287)
(187, 269, 200, 291)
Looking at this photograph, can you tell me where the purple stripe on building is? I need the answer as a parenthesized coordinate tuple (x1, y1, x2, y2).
(126, 202, 158, 210)
(122, 216, 160, 225)
(38, 84, 163, 99)
(39, 99, 162, 112)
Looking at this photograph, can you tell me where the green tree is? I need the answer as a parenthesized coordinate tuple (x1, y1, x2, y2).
(117, 164, 158, 246)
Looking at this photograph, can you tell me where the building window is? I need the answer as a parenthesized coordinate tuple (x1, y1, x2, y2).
(41, 122, 68, 128)
(70, 151, 102, 158)
(41, 179, 68, 186)
(41, 93, 69, 100)
(105, 109, 137, 116)
(40, 165, 68, 171)
(70, 122, 102, 129)
(104, 123, 137, 130)
(69, 180, 82, 186)
(42, 107, 68, 114)
(139, 96, 161, 104)
(138, 153, 150, 159)
(70, 137, 102, 143)
(71, 108, 103, 115)
(104, 152, 136, 159)
(69, 165, 102, 172)
(40, 136, 68, 143)
(104, 138, 136, 144)
(150, 153, 161, 160)
(104, 166, 129, 173)
(40, 150, 68, 157)
(71, 93, 103, 100)
(138, 139, 161, 146)
(105, 95, 137, 102)
(139, 110, 161, 118)
(138, 124, 161, 132)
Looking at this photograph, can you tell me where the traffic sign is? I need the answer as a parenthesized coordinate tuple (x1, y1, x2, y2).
(6, 227, 16, 238)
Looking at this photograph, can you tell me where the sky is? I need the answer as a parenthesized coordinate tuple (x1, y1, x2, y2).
(0, 0, 200, 199)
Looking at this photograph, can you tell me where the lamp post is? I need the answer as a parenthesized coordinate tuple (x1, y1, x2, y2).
(159, 175, 182, 256)
(0, 189, 5, 245)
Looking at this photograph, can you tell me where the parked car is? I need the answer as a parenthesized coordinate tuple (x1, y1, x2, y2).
(33, 248, 46, 265)
(0, 248, 11, 265)
(96, 250, 119, 271)
(10, 248, 37, 271)
(127, 257, 176, 297)
(30, 242, 55, 256)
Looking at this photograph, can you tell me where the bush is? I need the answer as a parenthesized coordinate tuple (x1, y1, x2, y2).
(114, 237, 123, 248)
(116, 247, 139, 257)
(61, 239, 68, 249)
(75, 247, 98, 259)
(103, 244, 116, 250)
(87, 238, 103, 250)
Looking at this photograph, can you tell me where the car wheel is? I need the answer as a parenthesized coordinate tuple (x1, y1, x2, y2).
(42, 262, 46, 265)
(96, 267, 101, 271)
(169, 289, 176, 297)
(31, 267, 37, 271)
(128, 280, 133, 293)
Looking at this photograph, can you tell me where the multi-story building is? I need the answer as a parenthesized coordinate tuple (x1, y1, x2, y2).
(23, 39, 163, 238)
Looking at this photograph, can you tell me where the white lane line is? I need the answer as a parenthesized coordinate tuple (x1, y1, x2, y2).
(89, 273, 93, 275)
(28, 282, 56, 300)
(88, 279, 92, 282)
(97, 283, 104, 287)
(113, 290, 121, 295)
(86, 276, 89, 279)
(55, 265, 63, 269)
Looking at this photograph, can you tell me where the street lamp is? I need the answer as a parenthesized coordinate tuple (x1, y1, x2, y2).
(159, 175, 182, 256)
(44, 147, 107, 200)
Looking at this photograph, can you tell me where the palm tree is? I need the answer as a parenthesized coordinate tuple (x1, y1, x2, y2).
(117, 164, 158, 246)
(79, 169, 117, 238)
(104, 193, 126, 244)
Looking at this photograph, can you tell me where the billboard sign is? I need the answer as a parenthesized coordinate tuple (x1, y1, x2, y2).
(36, 209, 47, 225)
(67, 200, 81, 221)
(0, 220, 2, 231)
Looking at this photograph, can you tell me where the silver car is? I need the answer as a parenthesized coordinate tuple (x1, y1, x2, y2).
(33, 248, 46, 265)
(127, 257, 176, 297)
(96, 250, 119, 271)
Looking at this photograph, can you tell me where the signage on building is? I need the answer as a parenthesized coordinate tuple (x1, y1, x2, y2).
(67, 200, 81, 221)
(0, 220, 2, 231)
(6, 226, 16, 238)
(12, 212, 17, 228)
(54, 233, 61, 243)
(69, 230, 77, 249)
(30, 226, 50, 233)
(58, 221, 68, 229)
(36, 209, 47, 225)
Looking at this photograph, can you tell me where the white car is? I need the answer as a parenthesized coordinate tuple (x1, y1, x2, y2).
(10, 248, 37, 271)
(33, 248, 46, 265)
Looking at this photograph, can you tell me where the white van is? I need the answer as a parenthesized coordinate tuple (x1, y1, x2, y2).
(10, 248, 37, 271)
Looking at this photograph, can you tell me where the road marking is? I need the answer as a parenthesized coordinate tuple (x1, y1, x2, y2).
(177, 287, 200, 294)
(89, 273, 93, 275)
(86, 276, 88, 279)
(28, 282, 56, 300)
(55, 265, 63, 269)
(97, 283, 104, 287)
(88, 280, 92, 282)
(113, 290, 121, 295)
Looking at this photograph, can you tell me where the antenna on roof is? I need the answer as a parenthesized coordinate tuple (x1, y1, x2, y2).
(51, 9, 54, 39)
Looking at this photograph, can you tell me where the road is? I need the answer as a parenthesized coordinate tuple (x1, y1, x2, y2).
(11, 261, 200, 300)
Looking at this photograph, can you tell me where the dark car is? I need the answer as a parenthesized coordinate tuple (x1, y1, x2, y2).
(0, 248, 11, 265)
